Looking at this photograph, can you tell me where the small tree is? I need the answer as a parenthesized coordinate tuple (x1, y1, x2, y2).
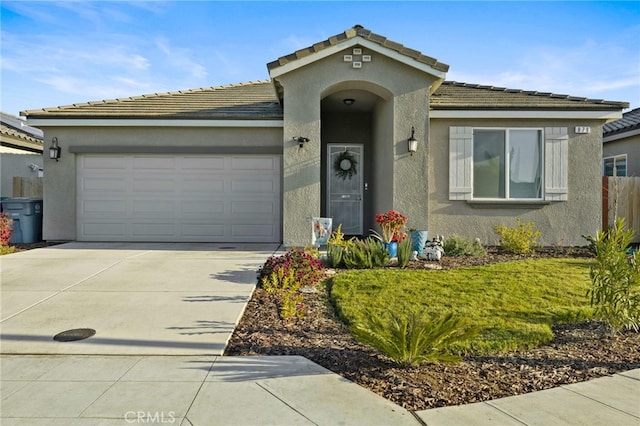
(587, 218, 640, 333)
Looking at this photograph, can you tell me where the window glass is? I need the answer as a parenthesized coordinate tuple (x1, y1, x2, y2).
(473, 130, 505, 198)
(604, 156, 627, 176)
(509, 130, 542, 198)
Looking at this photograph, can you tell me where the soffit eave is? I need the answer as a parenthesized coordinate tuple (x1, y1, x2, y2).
(429, 109, 623, 121)
(25, 118, 285, 128)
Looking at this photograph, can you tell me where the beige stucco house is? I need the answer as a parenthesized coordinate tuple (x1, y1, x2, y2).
(1, 112, 43, 197)
(603, 107, 640, 177)
(22, 26, 628, 246)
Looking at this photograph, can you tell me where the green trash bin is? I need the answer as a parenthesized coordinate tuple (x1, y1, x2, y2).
(1, 198, 43, 244)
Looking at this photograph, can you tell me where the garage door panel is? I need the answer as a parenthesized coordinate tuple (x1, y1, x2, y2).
(82, 156, 128, 169)
(181, 201, 225, 215)
(231, 156, 277, 170)
(231, 179, 277, 193)
(81, 222, 127, 237)
(81, 177, 128, 192)
(181, 156, 226, 170)
(183, 178, 225, 193)
(132, 200, 175, 214)
(82, 199, 128, 214)
(77, 154, 281, 242)
(133, 156, 176, 169)
(133, 178, 176, 193)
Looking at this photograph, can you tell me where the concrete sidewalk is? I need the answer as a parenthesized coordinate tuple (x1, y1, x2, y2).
(1, 354, 638, 425)
(1, 243, 639, 425)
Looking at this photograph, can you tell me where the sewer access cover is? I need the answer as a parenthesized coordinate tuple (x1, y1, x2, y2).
(53, 328, 96, 342)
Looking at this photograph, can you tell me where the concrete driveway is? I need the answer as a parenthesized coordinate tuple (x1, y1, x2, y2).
(0, 242, 279, 355)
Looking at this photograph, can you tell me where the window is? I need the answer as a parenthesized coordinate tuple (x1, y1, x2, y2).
(603, 154, 627, 176)
(449, 127, 568, 202)
(473, 129, 542, 199)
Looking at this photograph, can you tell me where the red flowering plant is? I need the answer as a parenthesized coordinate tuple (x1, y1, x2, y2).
(374, 210, 408, 243)
(1, 213, 14, 246)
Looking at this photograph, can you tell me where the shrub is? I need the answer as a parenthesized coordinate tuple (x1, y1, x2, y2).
(587, 218, 640, 333)
(262, 268, 305, 320)
(259, 247, 325, 287)
(352, 310, 479, 367)
(342, 238, 389, 269)
(443, 235, 486, 257)
(1, 213, 13, 246)
(396, 234, 413, 267)
(494, 218, 541, 254)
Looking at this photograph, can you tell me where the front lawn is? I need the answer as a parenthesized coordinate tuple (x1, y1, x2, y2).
(331, 258, 595, 355)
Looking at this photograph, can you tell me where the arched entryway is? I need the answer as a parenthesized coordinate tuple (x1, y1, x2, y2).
(320, 82, 393, 236)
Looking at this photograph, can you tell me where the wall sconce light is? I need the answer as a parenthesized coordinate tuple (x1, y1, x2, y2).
(292, 136, 310, 148)
(408, 127, 418, 155)
(49, 137, 61, 161)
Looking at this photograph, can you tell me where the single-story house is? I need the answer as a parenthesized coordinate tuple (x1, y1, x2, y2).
(603, 107, 640, 177)
(1, 112, 43, 198)
(22, 25, 628, 246)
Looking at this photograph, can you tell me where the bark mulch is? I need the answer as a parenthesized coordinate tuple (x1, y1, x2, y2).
(225, 248, 640, 411)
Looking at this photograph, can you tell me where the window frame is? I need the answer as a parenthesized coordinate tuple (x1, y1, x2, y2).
(603, 154, 627, 177)
(471, 127, 544, 201)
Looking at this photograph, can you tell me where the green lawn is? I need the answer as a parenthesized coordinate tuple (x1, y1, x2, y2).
(330, 258, 595, 355)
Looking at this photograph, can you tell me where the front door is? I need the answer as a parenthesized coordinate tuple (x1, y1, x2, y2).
(327, 144, 363, 235)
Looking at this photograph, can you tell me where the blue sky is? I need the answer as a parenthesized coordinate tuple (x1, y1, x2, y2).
(1, 1, 638, 117)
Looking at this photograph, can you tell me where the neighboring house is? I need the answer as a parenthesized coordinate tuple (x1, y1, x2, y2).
(22, 26, 627, 246)
(602, 107, 640, 177)
(0, 112, 43, 197)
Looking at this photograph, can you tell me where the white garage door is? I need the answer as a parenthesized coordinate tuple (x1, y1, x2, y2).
(77, 154, 281, 242)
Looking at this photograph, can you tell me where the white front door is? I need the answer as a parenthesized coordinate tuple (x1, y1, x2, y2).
(327, 144, 363, 235)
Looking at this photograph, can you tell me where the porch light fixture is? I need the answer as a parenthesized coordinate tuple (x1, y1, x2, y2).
(408, 127, 418, 155)
(293, 136, 310, 148)
(49, 137, 61, 161)
(343, 98, 355, 106)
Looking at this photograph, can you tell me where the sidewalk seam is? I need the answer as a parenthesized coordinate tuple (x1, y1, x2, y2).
(255, 381, 319, 426)
(563, 385, 640, 419)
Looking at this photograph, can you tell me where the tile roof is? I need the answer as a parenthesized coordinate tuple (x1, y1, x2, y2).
(22, 79, 627, 120)
(22, 81, 282, 120)
(431, 82, 628, 111)
(267, 25, 450, 74)
(1, 112, 43, 152)
(603, 107, 640, 136)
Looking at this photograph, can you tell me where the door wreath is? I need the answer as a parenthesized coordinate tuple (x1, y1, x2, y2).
(334, 150, 358, 180)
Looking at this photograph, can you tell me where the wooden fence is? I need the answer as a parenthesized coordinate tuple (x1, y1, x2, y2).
(12, 177, 43, 197)
(602, 176, 640, 243)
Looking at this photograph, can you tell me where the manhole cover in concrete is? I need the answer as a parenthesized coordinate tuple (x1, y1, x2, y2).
(53, 328, 96, 342)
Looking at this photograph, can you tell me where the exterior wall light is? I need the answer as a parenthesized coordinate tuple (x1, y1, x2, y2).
(292, 136, 310, 148)
(343, 98, 355, 106)
(408, 127, 418, 155)
(49, 137, 61, 161)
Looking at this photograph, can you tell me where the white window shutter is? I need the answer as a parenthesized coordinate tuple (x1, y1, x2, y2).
(449, 126, 473, 200)
(544, 127, 569, 201)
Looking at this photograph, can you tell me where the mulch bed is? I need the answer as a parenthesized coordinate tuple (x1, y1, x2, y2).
(225, 247, 640, 411)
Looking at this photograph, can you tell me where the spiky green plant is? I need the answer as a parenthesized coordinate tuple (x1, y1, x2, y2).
(352, 310, 479, 367)
(396, 235, 413, 267)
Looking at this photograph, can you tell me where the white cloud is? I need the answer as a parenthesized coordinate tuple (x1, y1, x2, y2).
(155, 38, 208, 80)
(447, 37, 639, 105)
